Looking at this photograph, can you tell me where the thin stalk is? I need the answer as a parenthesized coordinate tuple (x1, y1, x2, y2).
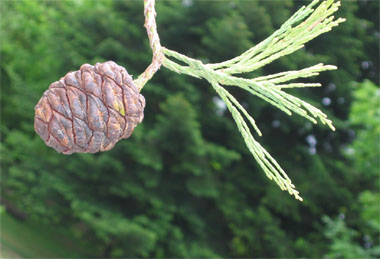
(134, 0, 164, 91)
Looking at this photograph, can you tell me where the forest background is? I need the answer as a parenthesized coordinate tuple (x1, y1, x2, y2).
(1, 0, 379, 258)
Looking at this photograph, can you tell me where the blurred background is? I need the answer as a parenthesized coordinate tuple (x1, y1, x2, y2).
(1, 0, 379, 258)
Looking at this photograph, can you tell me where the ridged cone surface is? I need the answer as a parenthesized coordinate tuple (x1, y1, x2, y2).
(34, 61, 145, 154)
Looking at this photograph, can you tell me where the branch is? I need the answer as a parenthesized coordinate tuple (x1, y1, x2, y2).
(137, 0, 345, 201)
(134, 0, 164, 91)
(207, 0, 345, 74)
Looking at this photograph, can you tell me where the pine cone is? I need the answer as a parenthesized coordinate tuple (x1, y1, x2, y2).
(34, 61, 145, 154)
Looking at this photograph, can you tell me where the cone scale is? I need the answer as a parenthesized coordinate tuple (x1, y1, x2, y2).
(34, 61, 145, 154)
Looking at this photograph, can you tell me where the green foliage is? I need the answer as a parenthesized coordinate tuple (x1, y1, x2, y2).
(1, 212, 94, 258)
(359, 191, 380, 234)
(323, 191, 380, 259)
(345, 80, 380, 187)
(323, 215, 368, 258)
(323, 80, 380, 259)
(1, 0, 378, 258)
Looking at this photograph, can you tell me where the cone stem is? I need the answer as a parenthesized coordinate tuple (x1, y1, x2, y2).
(134, 0, 164, 91)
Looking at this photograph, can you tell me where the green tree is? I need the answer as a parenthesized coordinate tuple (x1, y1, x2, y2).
(323, 215, 368, 258)
(345, 80, 380, 188)
(323, 80, 380, 259)
(1, 0, 378, 257)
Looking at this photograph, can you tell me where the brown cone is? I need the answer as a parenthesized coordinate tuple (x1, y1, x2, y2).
(34, 61, 145, 154)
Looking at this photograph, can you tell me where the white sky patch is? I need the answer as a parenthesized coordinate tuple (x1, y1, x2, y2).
(322, 97, 331, 106)
(182, 0, 193, 7)
(272, 120, 280, 128)
(212, 96, 227, 116)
